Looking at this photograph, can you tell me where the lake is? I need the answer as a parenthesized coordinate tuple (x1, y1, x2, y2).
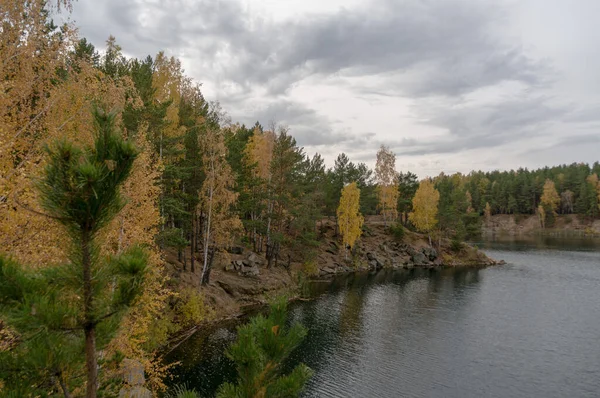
(166, 237, 600, 397)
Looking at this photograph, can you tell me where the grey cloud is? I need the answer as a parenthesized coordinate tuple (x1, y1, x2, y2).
(233, 100, 359, 147)
(70, 0, 547, 98)
(66, 0, 597, 174)
(396, 94, 573, 156)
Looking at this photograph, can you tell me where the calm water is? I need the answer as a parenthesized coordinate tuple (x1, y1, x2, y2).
(167, 237, 600, 397)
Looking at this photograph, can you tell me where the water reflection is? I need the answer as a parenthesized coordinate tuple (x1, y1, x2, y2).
(167, 244, 600, 398)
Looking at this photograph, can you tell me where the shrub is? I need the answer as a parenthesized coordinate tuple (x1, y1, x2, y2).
(302, 260, 319, 277)
(450, 238, 463, 253)
(388, 222, 405, 240)
(174, 288, 210, 328)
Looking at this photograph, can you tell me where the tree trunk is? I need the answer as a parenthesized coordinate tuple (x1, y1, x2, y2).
(190, 216, 195, 273)
(202, 246, 215, 285)
(58, 371, 72, 398)
(117, 217, 124, 253)
(201, 162, 215, 286)
(82, 231, 97, 398)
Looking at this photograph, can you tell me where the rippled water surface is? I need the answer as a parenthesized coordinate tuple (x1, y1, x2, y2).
(167, 238, 600, 397)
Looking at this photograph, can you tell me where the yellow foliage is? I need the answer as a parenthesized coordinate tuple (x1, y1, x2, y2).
(244, 128, 276, 180)
(587, 174, 600, 209)
(175, 288, 212, 328)
(540, 179, 560, 214)
(484, 202, 492, 222)
(199, 127, 243, 250)
(337, 182, 364, 253)
(302, 260, 319, 277)
(375, 145, 399, 225)
(538, 204, 546, 228)
(409, 179, 440, 235)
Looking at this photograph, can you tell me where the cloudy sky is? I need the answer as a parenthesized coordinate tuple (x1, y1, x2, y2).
(67, 0, 599, 177)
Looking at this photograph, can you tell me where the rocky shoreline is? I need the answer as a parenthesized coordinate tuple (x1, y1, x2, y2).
(169, 222, 500, 326)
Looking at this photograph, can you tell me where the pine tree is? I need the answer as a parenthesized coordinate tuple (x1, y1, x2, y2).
(337, 183, 364, 259)
(397, 172, 419, 225)
(409, 179, 440, 246)
(0, 108, 148, 397)
(216, 298, 313, 398)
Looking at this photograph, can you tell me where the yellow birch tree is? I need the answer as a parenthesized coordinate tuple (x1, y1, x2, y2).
(375, 145, 399, 226)
(199, 127, 243, 285)
(540, 179, 560, 214)
(409, 179, 440, 246)
(337, 182, 364, 259)
(242, 128, 276, 251)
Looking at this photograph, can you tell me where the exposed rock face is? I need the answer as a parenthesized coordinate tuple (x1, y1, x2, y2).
(119, 359, 151, 398)
(246, 252, 264, 267)
(226, 252, 263, 276)
(422, 247, 438, 261)
(366, 252, 383, 270)
(240, 263, 260, 277)
(410, 252, 429, 266)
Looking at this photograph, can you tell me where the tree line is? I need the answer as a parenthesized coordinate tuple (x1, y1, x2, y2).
(1, 1, 599, 396)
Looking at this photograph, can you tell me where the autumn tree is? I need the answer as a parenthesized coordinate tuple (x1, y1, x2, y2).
(242, 127, 276, 252)
(0, 109, 148, 397)
(409, 179, 440, 246)
(484, 202, 492, 225)
(198, 127, 242, 285)
(541, 179, 560, 213)
(538, 204, 546, 228)
(375, 145, 399, 226)
(337, 183, 364, 259)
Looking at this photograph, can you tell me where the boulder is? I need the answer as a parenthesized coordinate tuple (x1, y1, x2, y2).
(225, 262, 235, 272)
(411, 252, 429, 266)
(119, 359, 152, 398)
(239, 263, 259, 277)
(422, 247, 438, 261)
(246, 252, 264, 267)
(321, 266, 336, 274)
(366, 253, 383, 270)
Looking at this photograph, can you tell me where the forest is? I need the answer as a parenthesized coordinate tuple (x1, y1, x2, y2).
(1, 1, 600, 397)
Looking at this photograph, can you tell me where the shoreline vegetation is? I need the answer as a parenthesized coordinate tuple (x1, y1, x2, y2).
(1, 1, 600, 396)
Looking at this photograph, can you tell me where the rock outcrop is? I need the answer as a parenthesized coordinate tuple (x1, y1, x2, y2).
(118, 359, 151, 398)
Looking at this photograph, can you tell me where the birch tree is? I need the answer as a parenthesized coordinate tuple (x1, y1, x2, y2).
(409, 179, 440, 246)
(375, 145, 399, 226)
(199, 128, 242, 285)
(337, 183, 364, 259)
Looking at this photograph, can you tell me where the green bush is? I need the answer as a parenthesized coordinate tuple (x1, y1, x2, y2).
(388, 222, 405, 240)
(450, 238, 463, 253)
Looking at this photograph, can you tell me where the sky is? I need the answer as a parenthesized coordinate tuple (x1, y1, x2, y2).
(66, 0, 600, 177)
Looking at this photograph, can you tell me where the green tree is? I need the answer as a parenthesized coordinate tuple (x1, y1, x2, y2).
(0, 108, 148, 397)
(397, 171, 418, 226)
(216, 298, 313, 398)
